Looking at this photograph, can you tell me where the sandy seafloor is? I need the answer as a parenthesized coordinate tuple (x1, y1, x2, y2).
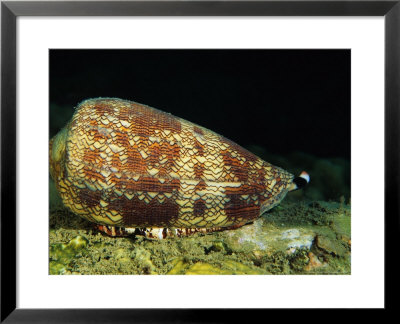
(49, 152, 351, 275)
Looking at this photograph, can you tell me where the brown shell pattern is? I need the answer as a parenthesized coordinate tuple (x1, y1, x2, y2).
(50, 98, 294, 230)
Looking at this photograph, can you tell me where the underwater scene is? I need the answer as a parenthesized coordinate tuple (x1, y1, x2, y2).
(49, 50, 350, 275)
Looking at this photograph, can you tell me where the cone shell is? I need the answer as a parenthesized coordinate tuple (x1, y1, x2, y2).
(50, 98, 294, 229)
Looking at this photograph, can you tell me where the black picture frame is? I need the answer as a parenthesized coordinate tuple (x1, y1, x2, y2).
(1, 0, 398, 321)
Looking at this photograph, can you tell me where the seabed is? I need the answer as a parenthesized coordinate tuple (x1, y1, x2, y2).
(49, 178, 351, 275)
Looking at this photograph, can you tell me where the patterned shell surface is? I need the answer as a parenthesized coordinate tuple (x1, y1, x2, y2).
(50, 98, 294, 229)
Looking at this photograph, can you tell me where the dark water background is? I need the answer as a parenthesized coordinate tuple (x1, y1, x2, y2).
(50, 49, 350, 200)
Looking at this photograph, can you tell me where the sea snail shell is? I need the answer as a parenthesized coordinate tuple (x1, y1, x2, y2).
(50, 98, 308, 237)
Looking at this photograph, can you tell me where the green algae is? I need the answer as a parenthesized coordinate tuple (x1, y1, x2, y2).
(168, 259, 268, 275)
(49, 235, 89, 275)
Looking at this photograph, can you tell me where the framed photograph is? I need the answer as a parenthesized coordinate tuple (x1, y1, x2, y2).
(48, 48, 351, 275)
(1, 0, 397, 321)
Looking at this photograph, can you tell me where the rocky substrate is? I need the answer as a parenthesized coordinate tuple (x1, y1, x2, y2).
(49, 197, 351, 275)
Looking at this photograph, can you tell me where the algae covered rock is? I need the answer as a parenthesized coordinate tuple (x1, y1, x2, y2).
(167, 259, 267, 275)
(315, 235, 347, 257)
(49, 235, 89, 275)
(223, 217, 315, 257)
